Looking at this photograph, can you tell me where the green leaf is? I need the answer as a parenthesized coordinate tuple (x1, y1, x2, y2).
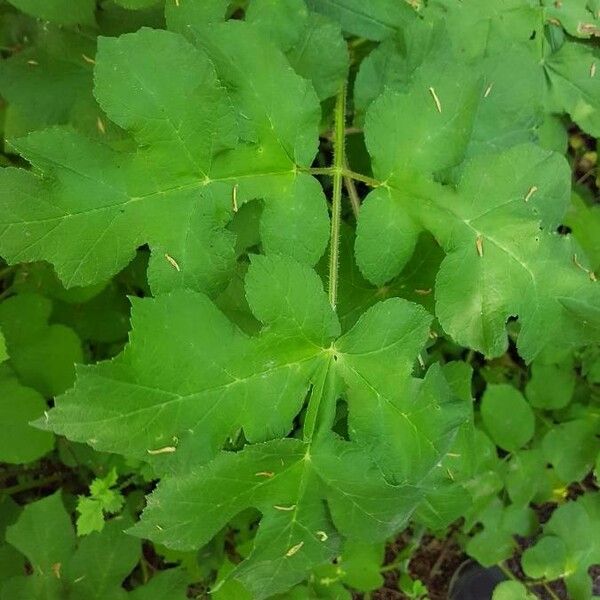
(542, 0, 600, 38)
(468, 43, 544, 156)
(0, 496, 21, 537)
(189, 21, 329, 264)
(0, 515, 25, 590)
(96, 1, 165, 35)
(353, 20, 543, 155)
(505, 449, 551, 506)
(480, 384, 534, 452)
(5, 492, 76, 577)
(428, 145, 599, 360)
(541, 494, 600, 600)
(42, 254, 465, 594)
(413, 362, 480, 529)
(10, 261, 131, 344)
(0, 25, 329, 291)
(76, 498, 106, 538)
(542, 418, 600, 482)
(89, 468, 123, 510)
(6, 0, 95, 26)
(3, 493, 141, 600)
(165, 0, 228, 33)
(353, 36, 410, 122)
(425, 0, 541, 59)
(129, 569, 189, 600)
(466, 526, 514, 566)
(336, 303, 467, 482)
(355, 188, 420, 286)
(537, 114, 568, 153)
(525, 350, 575, 410)
(63, 519, 139, 600)
(501, 504, 537, 538)
(246, 0, 348, 100)
(365, 63, 481, 181)
(131, 437, 416, 599)
(339, 541, 384, 592)
(306, 0, 417, 41)
(355, 50, 482, 285)
(12, 262, 105, 304)
(466, 498, 521, 567)
(76, 468, 125, 535)
(41, 256, 461, 477)
(521, 535, 567, 581)
(581, 345, 600, 385)
(244, 255, 339, 343)
(0, 24, 99, 138)
(493, 581, 536, 600)
(302, 563, 352, 599)
(0, 365, 54, 463)
(330, 226, 442, 332)
(40, 257, 334, 469)
(0, 293, 82, 396)
(52, 283, 131, 344)
(0, 330, 7, 363)
(545, 41, 600, 137)
(0, 545, 25, 583)
(113, 0, 161, 8)
(424, 2, 600, 138)
(566, 192, 600, 273)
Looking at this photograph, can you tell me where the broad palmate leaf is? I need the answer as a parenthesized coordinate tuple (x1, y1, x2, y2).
(0, 24, 329, 294)
(41, 255, 467, 597)
(356, 66, 600, 360)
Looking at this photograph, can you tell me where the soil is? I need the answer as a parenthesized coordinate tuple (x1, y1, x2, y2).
(364, 528, 467, 600)
(362, 499, 600, 600)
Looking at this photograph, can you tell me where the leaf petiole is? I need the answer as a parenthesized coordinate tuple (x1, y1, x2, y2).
(328, 84, 347, 310)
(304, 165, 381, 189)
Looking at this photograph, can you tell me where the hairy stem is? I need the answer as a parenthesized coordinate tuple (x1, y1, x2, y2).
(343, 158, 361, 218)
(328, 84, 347, 310)
(305, 166, 381, 188)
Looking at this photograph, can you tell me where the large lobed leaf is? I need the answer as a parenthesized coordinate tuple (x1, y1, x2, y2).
(41, 254, 468, 596)
(0, 24, 330, 294)
(355, 53, 600, 360)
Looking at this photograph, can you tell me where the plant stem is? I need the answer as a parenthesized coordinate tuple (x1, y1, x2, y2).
(307, 166, 335, 177)
(542, 583, 561, 600)
(2, 473, 64, 496)
(305, 165, 381, 188)
(0, 265, 15, 280)
(497, 563, 561, 600)
(0, 286, 14, 301)
(343, 158, 361, 218)
(344, 169, 381, 187)
(327, 84, 346, 310)
(140, 556, 150, 584)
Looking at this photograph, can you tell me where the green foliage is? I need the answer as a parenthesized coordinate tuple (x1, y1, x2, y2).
(1, 0, 600, 598)
(0, 329, 7, 362)
(525, 494, 600, 599)
(1, 492, 188, 599)
(76, 468, 125, 536)
(0, 365, 54, 463)
(493, 580, 536, 600)
(480, 384, 535, 452)
(0, 293, 81, 396)
(6, 0, 96, 26)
